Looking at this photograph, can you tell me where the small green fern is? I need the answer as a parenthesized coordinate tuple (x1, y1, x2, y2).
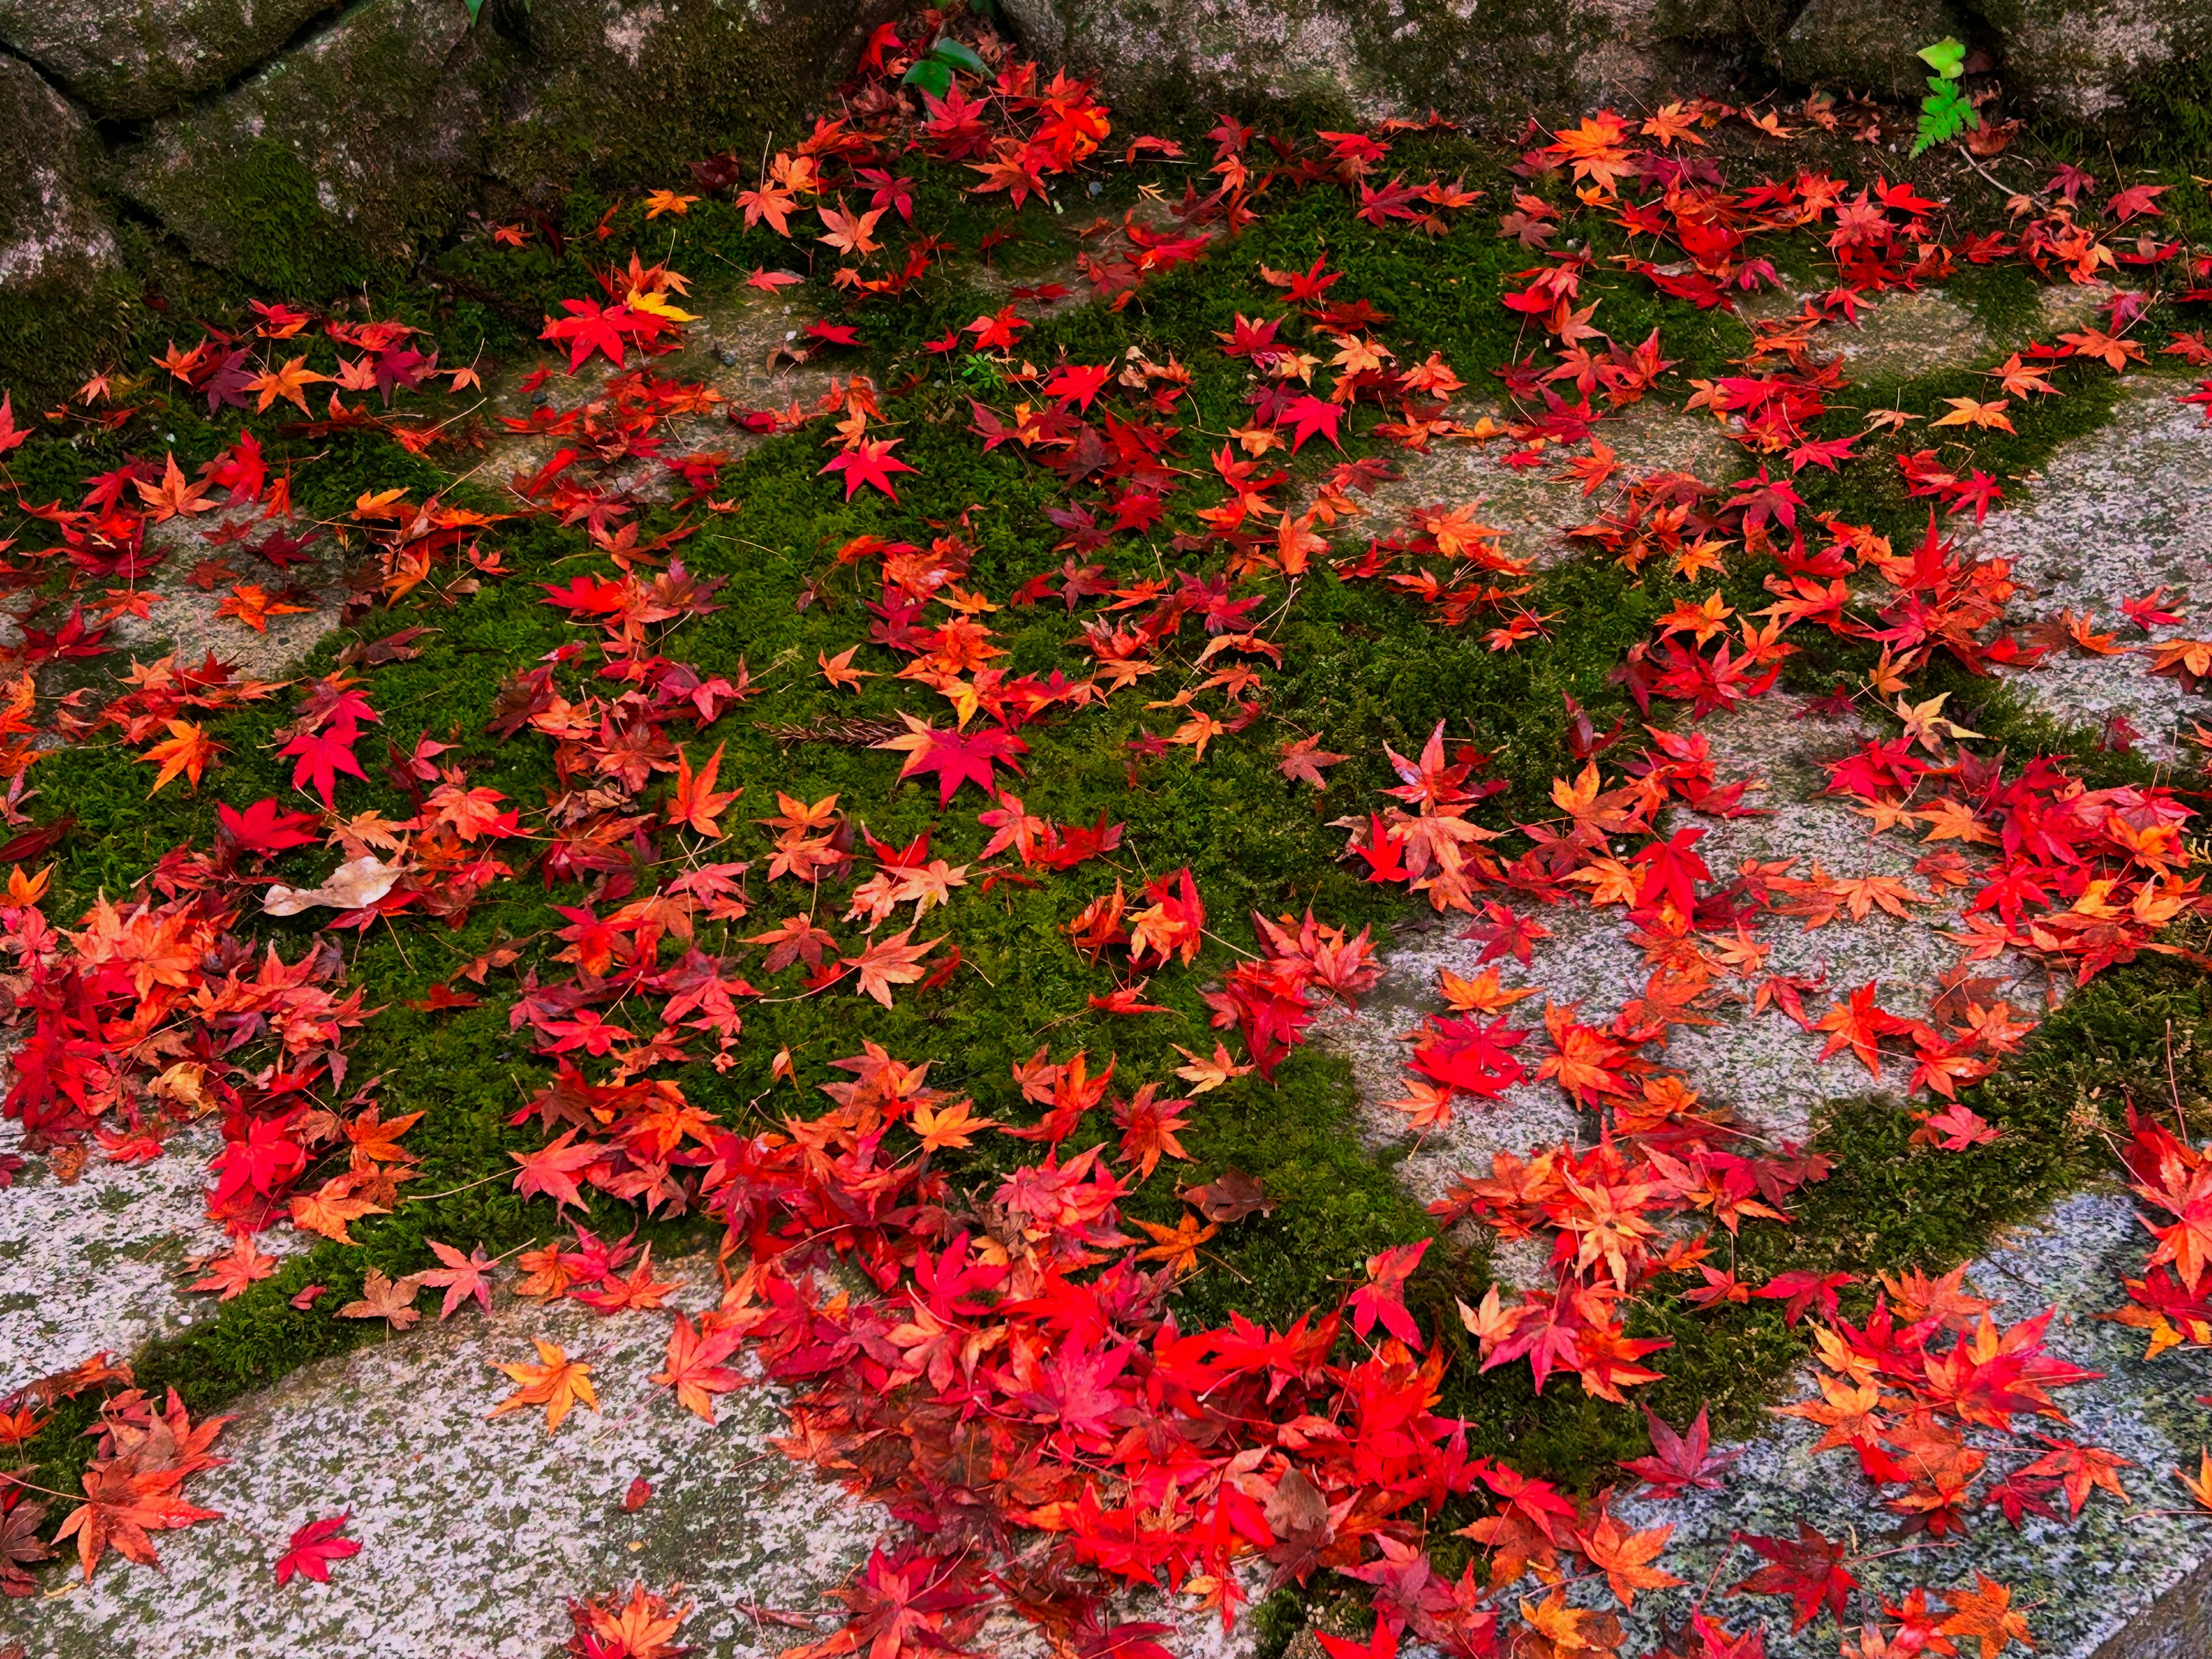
(1911, 37, 1981, 156)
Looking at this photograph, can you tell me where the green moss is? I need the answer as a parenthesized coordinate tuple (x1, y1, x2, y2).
(10, 107, 2210, 1585)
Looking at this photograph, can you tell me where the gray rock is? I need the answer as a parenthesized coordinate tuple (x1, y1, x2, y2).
(1975, 0, 2205, 124)
(1777, 0, 1975, 98)
(486, 0, 906, 195)
(0, 0, 337, 122)
(115, 0, 495, 291)
(998, 0, 1666, 127)
(0, 54, 119, 297)
(1969, 375, 2212, 763)
(12, 1262, 895, 1659)
(1615, 1190, 2212, 1658)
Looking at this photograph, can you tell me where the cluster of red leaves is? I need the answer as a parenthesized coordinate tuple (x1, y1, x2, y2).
(0, 1366, 230, 1592)
(2109, 1109, 2212, 1359)
(1777, 1264, 2122, 1546)
(6, 1, 2207, 1634)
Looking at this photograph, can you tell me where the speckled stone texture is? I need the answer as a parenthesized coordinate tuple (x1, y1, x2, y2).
(1974, 377, 2212, 762)
(1316, 691, 1997, 1223)
(12, 1262, 895, 1659)
(0, 1119, 308, 1396)
(1612, 1190, 2212, 1658)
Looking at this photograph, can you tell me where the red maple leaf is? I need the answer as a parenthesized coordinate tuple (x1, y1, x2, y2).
(277, 727, 368, 810)
(275, 1513, 361, 1585)
(217, 798, 322, 857)
(1280, 394, 1344, 452)
(1347, 1239, 1430, 1348)
(509, 1129, 604, 1214)
(1730, 1521, 1858, 1631)
(872, 713, 1028, 805)
(820, 437, 919, 501)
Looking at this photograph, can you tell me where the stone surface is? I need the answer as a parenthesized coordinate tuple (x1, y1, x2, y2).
(1974, 376, 2212, 761)
(0, 54, 119, 298)
(115, 0, 495, 291)
(1777, 0, 1973, 99)
(1003, 0, 2210, 135)
(1317, 690, 2000, 1228)
(1363, 400, 1733, 573)
(998, 0, 1666, 126)
(486, 0, 904, 196)
(12, 1262, 893, 1659)
(1977, 0, 2203, 124)
(1614, 1188, 2212, 1658)
(0, 1119, 308, 1397)
(0, 0, 336, 122)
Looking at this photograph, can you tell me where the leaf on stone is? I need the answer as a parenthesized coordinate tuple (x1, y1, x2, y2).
(338, 1268, 424, 1330)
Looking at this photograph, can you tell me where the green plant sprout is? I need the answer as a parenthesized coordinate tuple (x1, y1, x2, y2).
(902, 36, 990, 100)
(1912, 36, 1982, 156)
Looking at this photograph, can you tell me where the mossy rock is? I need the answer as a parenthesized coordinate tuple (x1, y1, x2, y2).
(1777, 0, 1975, 97)
(1967, 0, 2210, 126)
(0, 0, 337, 120)
(482, 0, 907, 200)
(997, 0, 1666, 128)
(114, 0, 501, 297)
(0, 53, 134, 399)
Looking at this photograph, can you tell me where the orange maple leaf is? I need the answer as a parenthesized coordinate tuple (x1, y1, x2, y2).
(488, 1338, 598, 1432)
(135, 452, 215, 521)
(665, 742, 740, 838)
(1938, 1573, 2035, 1659)
(215, 584, 313, 634)
(138, 719, 222, 796)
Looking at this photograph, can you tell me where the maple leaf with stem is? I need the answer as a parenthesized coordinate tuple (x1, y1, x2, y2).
(419, 1240, 498, 1319)
(665, 742, 740, 837)
(1931, 396, 2016, 433)
(138, 719, 222, 796)
(574, 1582, 694, 1658)
(1347, 1239, 1430, 1349)
(872, 711, 1028, 805)
(1172, 1041, 1255, 1094)
(188, 1237, 278, 1302)
(246, 355, 332, 414)
(1620, 1403, 1741, 1495)
(1131, 1214, 1218, 1274)
(216, 583, 314, 634)
(510, 1128, 605, 1214)
(274, 1513, 361, 1585)
(1277, 733, 1348, 789)
(338, 1267, 425, 1330)
(817, 196, 886, 256)
(289, 1174, 387, 1243)
(911, 1097, 997, 1150)
(1581, 1512, 1681, 1607)
(1938, 1573, 2035, 1659)
(574, 1245, 680, 1314)
(135, 452, 215, 521)
(1813, 983, 1917, 1077)
(840, 926, 945, 1007)
(278, 726, 369, 810)
(2016, 1435, 2131, 1517)
(488, 1339, 599, 1433)
(819, 436, 918, 501)
(1112, 1082, 1194, 1179)
(1731, 1521, 1858, 1630)
(1279, 393, 1344, 452)
(55, 1465, 224, 1581)
(652, 1313, 744, 1422)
